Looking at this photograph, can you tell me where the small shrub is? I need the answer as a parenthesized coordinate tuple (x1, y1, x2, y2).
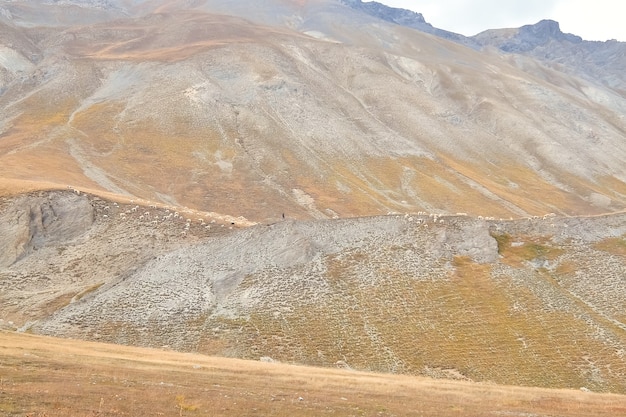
(176, 395, 198, 416)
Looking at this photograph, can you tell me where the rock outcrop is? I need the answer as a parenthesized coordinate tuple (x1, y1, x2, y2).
(0, 191, 94, 268)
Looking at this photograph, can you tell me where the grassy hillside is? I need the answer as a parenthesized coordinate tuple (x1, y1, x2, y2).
(2, 191, 625, 394)
(1, 331, 625, 417)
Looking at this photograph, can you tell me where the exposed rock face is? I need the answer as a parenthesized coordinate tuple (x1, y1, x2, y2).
(475, 19, 584, 53)
(340, 2, 624, 93)
(339, 0, 480, 48)
(474, 21, 625, 92)
(515, 20, 583, 47)
(26, 209, 500, 340)
(340, 0, 427, 25)
(0, 191, 94, 268)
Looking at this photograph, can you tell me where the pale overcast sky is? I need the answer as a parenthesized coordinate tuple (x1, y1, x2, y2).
(365, 0, 626, 41)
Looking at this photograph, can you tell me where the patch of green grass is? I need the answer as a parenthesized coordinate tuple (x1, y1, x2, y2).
(491, 232, 511, 255)
(491, 233, 564, 267)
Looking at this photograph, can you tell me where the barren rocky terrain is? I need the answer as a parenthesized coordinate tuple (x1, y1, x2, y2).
(0, 0, 625, 400)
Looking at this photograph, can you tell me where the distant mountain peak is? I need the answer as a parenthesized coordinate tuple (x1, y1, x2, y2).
(518, 19, 583, 45)
(525, 19, 561, 35)
(340, 0, 427, 26)
(472, 18, 585, 53)
(339, 0, 482, 48)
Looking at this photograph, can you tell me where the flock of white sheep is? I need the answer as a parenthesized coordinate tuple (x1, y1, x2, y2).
(66, 187, 237, 238)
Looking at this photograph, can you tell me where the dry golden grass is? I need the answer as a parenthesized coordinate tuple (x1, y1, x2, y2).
(594, 237, 626, 257)
(1, 331, 624, 417)
(290, 149, 625, 220)
(1, 87, 623, 221)
(439, 154, 604, 217)
(212, 248, 626, 393)
(598, 176, 626, 198)
(296, 154, 531, 218)
(0, 179, 66, 197)
(71, 12, 307, 63)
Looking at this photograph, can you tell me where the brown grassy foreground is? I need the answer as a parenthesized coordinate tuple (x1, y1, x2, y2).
(1, 332, 625, 416)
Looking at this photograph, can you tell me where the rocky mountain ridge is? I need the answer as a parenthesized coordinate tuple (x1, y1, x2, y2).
(339, 0, 480, 48)
(497, 19, 583, 50)
(342, 1, 625, 93)
(474, 20, 625, 93)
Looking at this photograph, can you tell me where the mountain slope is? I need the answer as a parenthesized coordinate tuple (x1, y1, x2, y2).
(341, 1, 625, 95)
(1, 0, 626, 394)
(474, 20, 626, 95)
(2, 190, 626, 393)
(0, 1, 625, 222)
(4, 331, 625, 417)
